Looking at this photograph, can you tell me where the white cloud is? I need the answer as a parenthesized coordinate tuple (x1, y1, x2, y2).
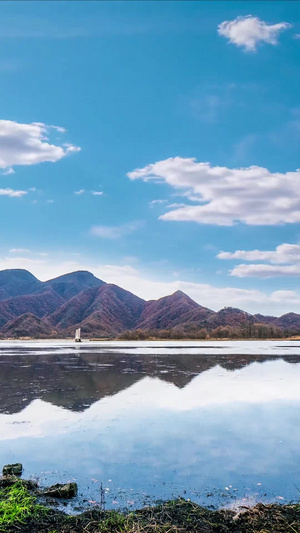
(51, 125, 66, 133)
(63, 142, 80, 153)
(90, 221, 143, 239)
(128, 157, 300, 226)
(0, 188, 27, 197)
(167, 203, 188, 209)
(0, 120, 80, 170)
(218, 15, 291, 51)
(230, 264, 300, 278)
(218, 243, 300, 278)
(9, 248, 30, 254)
(218, 243, 300, 264)
(149, 199, 167, 207)
(33, 123, 66, 134)
(0, 256, 46, 273)
(75, 190, 104, 196)
(1, 167, 15, 175)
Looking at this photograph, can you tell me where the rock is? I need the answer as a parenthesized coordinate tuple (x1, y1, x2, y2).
(44, 482, 78, 499)
(0, 475, 37, 490)
(0, 475, 19, 487)
(2, 463, 23, 476)
(22, 479, 38, 490)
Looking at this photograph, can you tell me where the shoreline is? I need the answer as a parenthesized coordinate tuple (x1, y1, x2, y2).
(1, 477, 300, 532)
(1, 336, 300, 342)
(0, 475, 300, 533)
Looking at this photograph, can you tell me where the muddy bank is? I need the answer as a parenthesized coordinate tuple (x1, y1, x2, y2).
(3, 495, 300, 532)
(1, 475, 300, 532)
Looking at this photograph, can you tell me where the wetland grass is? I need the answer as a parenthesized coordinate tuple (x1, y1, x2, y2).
(0, 481, 47, 531)
(1, 483, 300, 532)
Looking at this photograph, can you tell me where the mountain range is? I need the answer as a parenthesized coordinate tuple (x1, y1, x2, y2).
(0, 268, 299, 338)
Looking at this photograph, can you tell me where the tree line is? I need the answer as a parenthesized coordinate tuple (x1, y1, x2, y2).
(118, 322, 287, 340)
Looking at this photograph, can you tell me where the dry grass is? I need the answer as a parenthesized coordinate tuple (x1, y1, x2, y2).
(1, 485, 300, 532)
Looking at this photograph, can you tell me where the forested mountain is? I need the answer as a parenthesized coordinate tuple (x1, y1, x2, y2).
(0, 268, 299, 339)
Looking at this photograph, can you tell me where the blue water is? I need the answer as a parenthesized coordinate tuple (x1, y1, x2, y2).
(0, 340, 300, 511)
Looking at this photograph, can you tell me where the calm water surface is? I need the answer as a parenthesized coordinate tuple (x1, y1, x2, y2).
(0, 340, 300, 511)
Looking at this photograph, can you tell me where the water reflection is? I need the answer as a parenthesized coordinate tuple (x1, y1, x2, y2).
(0, 341, 300, 510)
(1, 340, 300, 414)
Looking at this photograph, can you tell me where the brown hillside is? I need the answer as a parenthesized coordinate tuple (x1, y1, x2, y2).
(1, 313, 54, 338)
(136, 290, 200, 330)
(50, 284, 145, 335)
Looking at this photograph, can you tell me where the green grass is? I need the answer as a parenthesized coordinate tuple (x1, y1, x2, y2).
(0, 484, 300, 532)
(0, 481, 47, 531)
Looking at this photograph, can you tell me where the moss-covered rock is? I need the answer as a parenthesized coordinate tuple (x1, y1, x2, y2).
(43, 483, 78, 499)
(2, 464, 22, 477)
(0, 475, 37, 490)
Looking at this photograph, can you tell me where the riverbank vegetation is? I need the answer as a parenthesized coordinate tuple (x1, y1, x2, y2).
(0, 481, 46, 531)
(1, 481, 300, 532)
(118, 322, 286, 340)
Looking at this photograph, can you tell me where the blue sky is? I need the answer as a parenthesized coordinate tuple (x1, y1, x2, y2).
(0, 0, 300, 315)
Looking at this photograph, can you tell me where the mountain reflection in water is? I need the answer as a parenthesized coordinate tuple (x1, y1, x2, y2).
(0, 340, 300, 511)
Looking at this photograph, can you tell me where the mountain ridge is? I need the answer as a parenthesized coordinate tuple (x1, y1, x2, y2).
(0, 268, 299, 338)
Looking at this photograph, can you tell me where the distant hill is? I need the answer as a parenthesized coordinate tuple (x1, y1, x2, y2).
(44, 270, 104, 300)
(50, 283, 145, 336)
(0, 269, 42, 300)
(0, 289, 64, 323)
(272, 312, 300, 332)
(1, 313, 53, 338)
(208, 307, 254, 328)
(0, 268, 298, 339)
(136, 290, 200, 330)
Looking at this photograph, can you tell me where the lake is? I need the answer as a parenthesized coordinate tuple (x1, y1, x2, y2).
(0, 340, 300, 512)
